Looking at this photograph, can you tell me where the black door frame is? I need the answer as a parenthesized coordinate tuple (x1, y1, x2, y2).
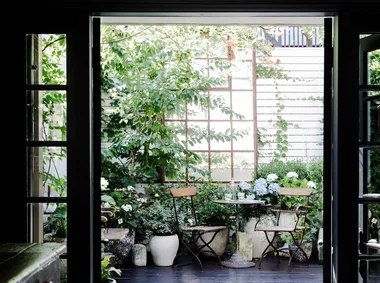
(9, 4, 380, 283)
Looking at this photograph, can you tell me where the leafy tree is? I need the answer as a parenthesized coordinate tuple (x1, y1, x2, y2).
(100, 25, 286, 185)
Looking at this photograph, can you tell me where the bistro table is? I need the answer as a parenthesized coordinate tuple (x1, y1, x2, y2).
(214, 199, 265, 268)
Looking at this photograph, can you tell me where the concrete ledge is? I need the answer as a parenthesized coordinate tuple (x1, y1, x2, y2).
(0, 242, 66, 283)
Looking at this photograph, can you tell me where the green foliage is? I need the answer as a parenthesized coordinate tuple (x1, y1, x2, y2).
(100, 25, 288, 183)
(101, 255, 121, 283)
(254, 158, 323, 242)
(368, 50, 380, 224)
(137, 200, 178, 237)
(46, 204, 67, 237)
(193, 181, 234, 230)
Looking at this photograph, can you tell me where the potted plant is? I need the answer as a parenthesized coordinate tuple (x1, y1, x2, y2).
(193, 181, 233, 258)
(278, 228, 313, 262)
(138, 200, 179, 266)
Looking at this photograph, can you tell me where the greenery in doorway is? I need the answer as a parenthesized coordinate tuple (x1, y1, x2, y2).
(368, 50, 380, 230)
(100, 25, 288, 184)
(101, 255, 121, 283)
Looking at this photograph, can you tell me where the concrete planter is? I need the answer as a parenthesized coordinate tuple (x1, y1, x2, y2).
(244, 215, 276, 259)
(194, 227, 228, 258)
(149, 234, 179, 266)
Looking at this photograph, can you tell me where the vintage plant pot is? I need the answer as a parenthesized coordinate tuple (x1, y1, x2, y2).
(149, 234, 179, 266)
(194, 227, 228, 258)
(244, 215, 277, 259)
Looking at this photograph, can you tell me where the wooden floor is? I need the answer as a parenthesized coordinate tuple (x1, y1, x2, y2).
(116, 255, 324, 283)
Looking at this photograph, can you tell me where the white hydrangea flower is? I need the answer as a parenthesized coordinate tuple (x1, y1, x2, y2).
(121, 204, 132, 212)
(307, 181, 316, 188)
(154, 193, 159, 197)
(286, 172, 298, 179)
(137, 198, 147, 203)
(266, 174, 278, 182)
(101, 177, 109, 188)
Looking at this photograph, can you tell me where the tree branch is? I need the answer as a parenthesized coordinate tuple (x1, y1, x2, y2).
(102, 27, 151, 44)
(42, 36, 66, 52)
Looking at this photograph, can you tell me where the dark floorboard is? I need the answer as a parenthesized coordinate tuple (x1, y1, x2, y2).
(116, 255, 324, 283)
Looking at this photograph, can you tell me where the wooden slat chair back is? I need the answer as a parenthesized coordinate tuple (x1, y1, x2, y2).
(170, 187, 227, 271)
(254, 187, 314, 271)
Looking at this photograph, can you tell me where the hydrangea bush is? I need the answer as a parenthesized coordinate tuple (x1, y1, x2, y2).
(101, 179, 147, 229)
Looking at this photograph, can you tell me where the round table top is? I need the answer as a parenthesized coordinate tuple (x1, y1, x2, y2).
(214, 199, 265, 205)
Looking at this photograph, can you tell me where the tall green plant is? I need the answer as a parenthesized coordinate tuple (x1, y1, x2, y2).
(101, 25, 287, 185)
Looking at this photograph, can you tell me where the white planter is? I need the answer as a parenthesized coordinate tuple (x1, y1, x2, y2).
(194, 228, 228, 258)
(244, 215, 276, 259)
(149, 234, 179, 266)
(277, 210, 298, 227)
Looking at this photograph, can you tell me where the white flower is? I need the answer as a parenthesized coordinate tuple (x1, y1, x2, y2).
(188, 219, 194, 226)
(266, 174, 278, 182)
(286, 172, 298, 179)
(121, 204, 132, 212)
(127, 186, 135, 191)
(154, 193, 159, 197)
(137, 198, 147, 203)
(103, 202, 111, 208)
(101, 177, 109, 188)
(307, 181, 316, 189)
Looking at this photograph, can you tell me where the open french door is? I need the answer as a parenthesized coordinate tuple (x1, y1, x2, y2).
(20, 13, 101, 282)
(330, 10, 380, 283)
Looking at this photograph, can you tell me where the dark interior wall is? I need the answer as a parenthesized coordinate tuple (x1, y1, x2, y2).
(24, 0, 380, 13)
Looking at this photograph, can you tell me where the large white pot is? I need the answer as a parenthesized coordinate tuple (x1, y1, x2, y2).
(277, 210, 298, 227)
(149, 234, 179, 266)
(194, 227, 228, 258)
(244, 215, 276, 259)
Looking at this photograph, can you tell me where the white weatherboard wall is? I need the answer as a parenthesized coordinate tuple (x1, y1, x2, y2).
(257, 47, 324, 164)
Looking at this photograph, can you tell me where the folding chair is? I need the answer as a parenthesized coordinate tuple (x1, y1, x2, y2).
(170, 187, 227, 271)
(254, 187, 313, 271)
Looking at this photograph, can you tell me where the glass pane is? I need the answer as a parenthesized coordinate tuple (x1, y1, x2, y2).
(188, 103, 208, 120)
(210, 152, 231, 181)
(233, 152, 255, 181)
(188, 122, 208, 150)
(209, 59, 229, 88)
(188, 152, 209, 181)
(26, 34, 66, 85)
(210, 122, 231, 150)
(359, 259, 380, 283)
(232, 91, 254, 120)
(28, 147, 67, 197)
(27, 202, 67, 243)
(360, 91, 380, 143)
(231, 61, 253, 90)
(26, 91, 67, 141)
(360, 148, 380, 195)
(369, 49, 379, 85)
(210, 92, 231, 120)
(232, 122, 254, 150)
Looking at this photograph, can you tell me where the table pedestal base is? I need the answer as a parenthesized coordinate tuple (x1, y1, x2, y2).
(221, 251, 255, 268)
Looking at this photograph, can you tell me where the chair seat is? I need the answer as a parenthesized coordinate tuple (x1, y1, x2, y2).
(255, 225, 306, 232)
(181, 225, 227, 232)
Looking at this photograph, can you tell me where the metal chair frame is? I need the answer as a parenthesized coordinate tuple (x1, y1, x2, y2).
(170, 187, 227, 272)
(254, 187, 313, 271)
